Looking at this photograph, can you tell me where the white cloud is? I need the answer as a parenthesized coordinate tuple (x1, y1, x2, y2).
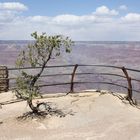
(0, 11, 15, 23)
(94, 5, 119, 16)
(0, 2, 28, 11)
(119, 5, 127, 10)
(52, 14, 80, 25)
(0, 2, 27, 26)
(121, 13, 140, 23)
(27, 16, 50, 23)
(0, 5, 140, 41)
(25, 14, 114, 27)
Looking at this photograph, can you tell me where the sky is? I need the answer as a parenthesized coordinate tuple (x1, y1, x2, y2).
(0, 0, 140, 41)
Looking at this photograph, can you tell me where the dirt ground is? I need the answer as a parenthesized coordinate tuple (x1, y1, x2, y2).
(0, 91, 140, 140)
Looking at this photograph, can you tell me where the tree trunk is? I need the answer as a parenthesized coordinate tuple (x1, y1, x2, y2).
(30, 63, 46, 87)
(28, 99, 38, 113)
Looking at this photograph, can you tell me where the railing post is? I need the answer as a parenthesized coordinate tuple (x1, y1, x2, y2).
(68, 64, 78, 94)
(121, 66, 132, 100)
(5, 66, 9, 92)
(0, 66, 9, 92)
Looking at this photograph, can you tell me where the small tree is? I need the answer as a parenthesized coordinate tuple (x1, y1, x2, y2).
(15, 32, 73, 114)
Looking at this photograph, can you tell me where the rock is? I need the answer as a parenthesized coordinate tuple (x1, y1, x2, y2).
(100, 90, 112, 94)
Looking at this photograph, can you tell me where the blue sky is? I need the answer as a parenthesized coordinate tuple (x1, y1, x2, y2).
(2, 0, 140, 16)
(0, 0, 140, 40)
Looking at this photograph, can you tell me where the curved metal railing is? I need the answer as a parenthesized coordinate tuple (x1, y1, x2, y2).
(1, 64, 140, 100)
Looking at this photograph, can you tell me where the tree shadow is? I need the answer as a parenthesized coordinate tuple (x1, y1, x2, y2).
(17, 102, 75, 120)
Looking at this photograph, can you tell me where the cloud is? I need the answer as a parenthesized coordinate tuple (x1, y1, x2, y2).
(27, 13, 115, 27)
(0, 2, 28, 11)
(52, 14, 113, 25)
(27, 16, 50, 23)
(0, 11, 15, 23)
(52, 14, 80, 25)
(119, 5, 127, 10)
(0, 2, 27, 27)
(94, 5, 119, 16)
(121, 13, 140, 23)
(0, 5, 140, 41)
(0, 5, 118, 27)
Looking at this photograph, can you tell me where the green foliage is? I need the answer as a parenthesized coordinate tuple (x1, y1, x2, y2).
(15, 32, 73, 112)
(16, 32, 73, 68)
(16, 71, 39, 100)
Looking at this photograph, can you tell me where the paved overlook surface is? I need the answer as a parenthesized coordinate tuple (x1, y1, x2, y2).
(0, 91, 140, 140)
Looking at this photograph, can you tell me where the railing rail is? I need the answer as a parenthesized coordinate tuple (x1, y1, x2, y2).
(1, 64, 140, 101)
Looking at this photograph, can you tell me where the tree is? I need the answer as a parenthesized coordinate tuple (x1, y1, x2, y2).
(15, 32, 73, 114)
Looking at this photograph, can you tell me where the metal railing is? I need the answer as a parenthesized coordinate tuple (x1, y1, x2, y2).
(1, 64, 140, 100)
